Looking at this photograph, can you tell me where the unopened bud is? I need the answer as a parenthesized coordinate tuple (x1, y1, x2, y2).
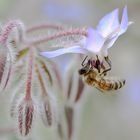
(17, 98, 34, 136)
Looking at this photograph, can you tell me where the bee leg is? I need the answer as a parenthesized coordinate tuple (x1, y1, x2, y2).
(95, 55, 101, 73)
(96, 87, 104, 93)
(81, 56, 88, 66)
(105, 56, 111, 66)
(100, 56, 112, 76)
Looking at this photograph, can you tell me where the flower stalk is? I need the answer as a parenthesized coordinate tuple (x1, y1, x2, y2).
(27, 23, 64, 33)
(29, 29, 87, 46)
(0, 20, 25, 44)
(25, 48, 34, 100)
(17, 47, 35, 137)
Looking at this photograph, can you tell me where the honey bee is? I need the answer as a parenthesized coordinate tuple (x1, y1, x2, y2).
(79, 55, 125, 92)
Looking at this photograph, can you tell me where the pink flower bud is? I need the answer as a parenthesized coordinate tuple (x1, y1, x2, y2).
(18, 98, 34, 136)
(39, 95, 58, 127)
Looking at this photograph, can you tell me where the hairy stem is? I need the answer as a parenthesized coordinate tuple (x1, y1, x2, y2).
(29, 29, 87, 46)
(27, 23, 64, 33)
(0, 20, 25, 44)
(25, 48, 34, 100)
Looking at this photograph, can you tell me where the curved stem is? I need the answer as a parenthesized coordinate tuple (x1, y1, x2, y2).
(29, 29, 87, 46)
(0, 20, 25, 44)
(27, 23, 64, 33)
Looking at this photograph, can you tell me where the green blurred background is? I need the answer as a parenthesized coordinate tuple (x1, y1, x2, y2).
(0, 0, 140, 140)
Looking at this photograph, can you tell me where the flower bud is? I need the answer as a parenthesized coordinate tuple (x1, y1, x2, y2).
(17, 98, 34, 136)
(39, 94, 58, 127)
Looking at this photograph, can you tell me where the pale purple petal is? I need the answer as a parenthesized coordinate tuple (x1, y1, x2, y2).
(86, 28, 105, 53)
(107, 35, 118, 48)
(100, 35, 118, 52)
(119, 6, 128, 35)
(96, 8, 119, 37)
(40, 46, 89, 58)
(107, 6, 129, 48)
(105, 27, 120, 48)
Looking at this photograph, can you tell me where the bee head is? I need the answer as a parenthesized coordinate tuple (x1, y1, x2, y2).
(78, 68, 88, 75)
(78, 65, 90, 75)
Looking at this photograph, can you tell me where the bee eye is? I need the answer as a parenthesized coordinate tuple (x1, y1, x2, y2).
(78, 69, 87, 75)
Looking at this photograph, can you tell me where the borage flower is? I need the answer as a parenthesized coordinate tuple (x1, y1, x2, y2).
(41, 6, 131, 58)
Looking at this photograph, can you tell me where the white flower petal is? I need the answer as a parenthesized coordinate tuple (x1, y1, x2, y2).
(107, 35, 118, 48)
(101, 6, 129, 50)
(96, 8, 119, 37)
(107, 6, 129, 49)
(104, 27, 120, 49)
(40, 46, 89, 58)
(119, 6, 128, 35)
(86, 28, 105, 53)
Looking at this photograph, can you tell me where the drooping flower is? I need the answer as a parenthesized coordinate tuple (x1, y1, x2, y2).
(16, 48, 35, 137)
(0, 20, 25, 92)
(40, 6, 131, 58)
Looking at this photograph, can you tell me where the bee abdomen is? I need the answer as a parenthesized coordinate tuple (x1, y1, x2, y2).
(116, 79, 125, 89)
(98, 78, 125, 91)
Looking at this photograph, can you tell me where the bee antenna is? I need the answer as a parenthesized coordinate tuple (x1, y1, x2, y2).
(100, 56, 112, 76)
(81, 56, 88, 66)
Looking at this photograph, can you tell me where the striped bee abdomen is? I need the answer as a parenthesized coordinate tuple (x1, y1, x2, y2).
(96, 77, 126, 91)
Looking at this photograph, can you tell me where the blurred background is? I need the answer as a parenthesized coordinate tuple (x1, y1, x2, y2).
(0, 0, 140, 140)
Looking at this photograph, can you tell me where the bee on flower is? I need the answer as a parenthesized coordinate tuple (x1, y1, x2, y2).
(0, 5, 132, 140)
(78, 55, 125, 92)
(40, 6, 132, 91)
